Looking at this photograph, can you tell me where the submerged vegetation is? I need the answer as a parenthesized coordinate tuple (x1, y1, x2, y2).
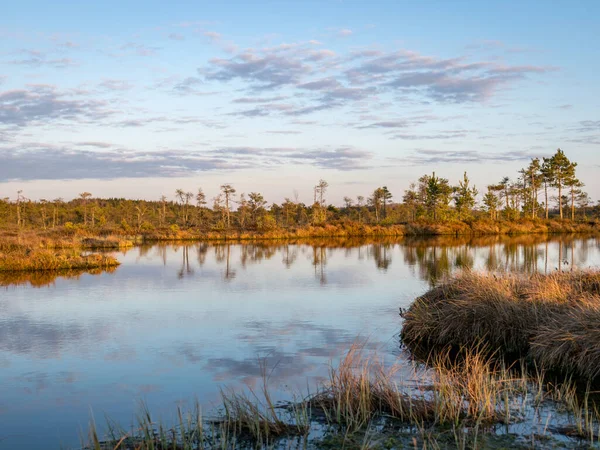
(401, 270, 600, 380)
(1, 149, 598, 241)
(83, 343, 600, 449)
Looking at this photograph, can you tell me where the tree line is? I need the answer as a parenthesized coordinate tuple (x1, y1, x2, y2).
(1, 149, 596, 232)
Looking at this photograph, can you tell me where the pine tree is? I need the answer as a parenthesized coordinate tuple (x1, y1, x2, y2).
(453, 172, 478, 220)
(549, 148, 576, 219)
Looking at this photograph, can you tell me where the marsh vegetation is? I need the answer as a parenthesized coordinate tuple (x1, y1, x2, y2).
(83, 342, 600, 450)
(3, 237, 600, 449)
(2, 150, 597, 243)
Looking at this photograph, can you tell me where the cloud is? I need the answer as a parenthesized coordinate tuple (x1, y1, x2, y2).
(338, 29, 353, 37)
(98, 79, 134, 91)
(197, 41, 551, 119)
(172, 76, 203, 94)
(168, 33, 185, 41)
(203, 31, 222, 41)
(204, 51, 312, 90)
(286, 146, 372, 170)
(0, 143, 373, 181)
(346, 49, 552, 102)
(228, 102, 296, 117)
(201, 30, 238, 53)
(390, 131, 469, 140)
(576, 120, 600, 133)
(120, 43, 159, 57)
(232, 95, 288, 103)
(75, 141, 114, 148)
(396, 148, 536, 165)
(0, 85, 111, 126)
(298, 77, 341, 90)
(8, 51, 78, 69)
(359, 120, 409, 129)
(266, 130, 302, 134)
(0, 146, 242, 181)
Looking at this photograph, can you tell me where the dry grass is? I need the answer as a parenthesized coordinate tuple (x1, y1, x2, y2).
(80, 237, 133, 249)
(0, 248, 120, 272)
(215, 361, 310, 443)
(0, 231, 124, 272)
(401, 270, 600, 379)
(308, 343, 528, 433)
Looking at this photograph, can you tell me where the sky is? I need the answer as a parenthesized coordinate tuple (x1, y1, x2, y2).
(1, 0, 599, 205)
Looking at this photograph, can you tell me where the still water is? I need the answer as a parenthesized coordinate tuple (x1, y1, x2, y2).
(1, 235, 599, 449)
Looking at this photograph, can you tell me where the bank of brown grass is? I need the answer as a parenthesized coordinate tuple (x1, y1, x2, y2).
(401, 271, 600, 379)
(0, 248, 120, 272)
(0, 230, 132, 250)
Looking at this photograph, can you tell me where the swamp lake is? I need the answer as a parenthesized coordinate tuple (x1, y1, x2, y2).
(1, 235, 600, 449)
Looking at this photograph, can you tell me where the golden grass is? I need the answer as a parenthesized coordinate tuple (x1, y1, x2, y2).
(309, 343, 525, 431)
(0, 230, 125, 272)
(0, 243, 120, 272)
(401, 270, 600, 379)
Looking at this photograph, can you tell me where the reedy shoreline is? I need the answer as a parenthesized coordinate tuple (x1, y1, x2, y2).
(1, 218, 598, 272)
(82, 343, 600, 450)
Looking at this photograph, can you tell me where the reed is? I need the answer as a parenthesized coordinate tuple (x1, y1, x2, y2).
(82, 343, 600, 449)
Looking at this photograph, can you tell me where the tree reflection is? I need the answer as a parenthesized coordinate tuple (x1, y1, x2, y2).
(370, 244, 392, 271)
(0, 266, 117, 288)
(177, 245, 193, 279)
(311, 245, 327, 285)
(8, 236, 595, 289)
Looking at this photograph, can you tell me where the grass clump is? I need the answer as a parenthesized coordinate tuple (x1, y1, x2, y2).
(216, 362, 310, 443)
(0, 231, 122, 272)
(401, 270, 600, 379)
(309, 343, 524, 431)
(80, 237, 134, 249)
(0, 248, 120, 272)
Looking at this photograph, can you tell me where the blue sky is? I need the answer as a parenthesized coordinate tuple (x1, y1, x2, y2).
(1, 0, 599, 204)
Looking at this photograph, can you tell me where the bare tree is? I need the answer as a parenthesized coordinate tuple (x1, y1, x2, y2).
(52, 197, 63, 228)
(220, 184, 236, 228)
(196, 188, 207, 226)
(16, 190, 24, 227)
(316, 179, 328, 206)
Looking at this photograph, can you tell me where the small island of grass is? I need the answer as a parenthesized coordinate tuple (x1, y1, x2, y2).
(401, 270, 600, 380)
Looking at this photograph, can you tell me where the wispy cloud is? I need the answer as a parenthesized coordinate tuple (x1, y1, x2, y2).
(98, 79, 134, 91)
(120, 43, 160, 57)
(0, 143, 373, 181)
(198, 42, 552, 117)
(0, 85, 111, 126)
(395, 148, 537, 165)
(7, 49, 78, 69)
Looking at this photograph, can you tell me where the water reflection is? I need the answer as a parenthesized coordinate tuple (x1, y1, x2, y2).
(126, 234, 600, 288)
(2, 235, 597, 290)
(0, 266, 117, 288)
(1, 235, 599, 450)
